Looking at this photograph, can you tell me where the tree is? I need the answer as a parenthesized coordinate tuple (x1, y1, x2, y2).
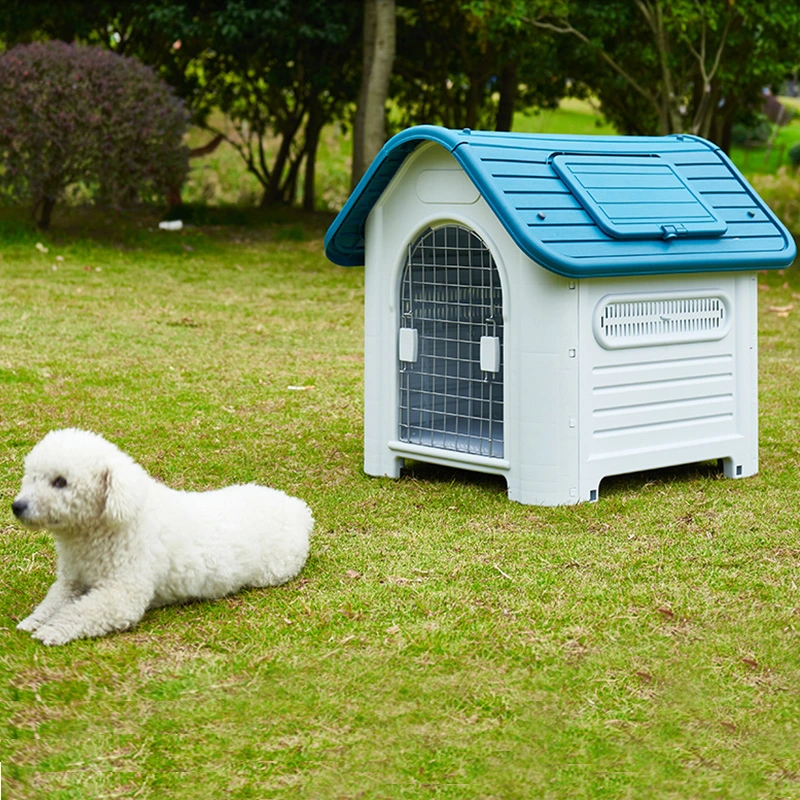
(526, 0, 800, 148)
(391, 0, 567, 134)
(0, 1, 197, 90)
(351, 0, 396, 190)
(0, 0, 364, 211)
(0, 41, 189, 229)
(190, 1, 361, 209)
(0, 0, 224, 208)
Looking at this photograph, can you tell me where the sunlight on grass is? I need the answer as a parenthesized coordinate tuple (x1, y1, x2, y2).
(514, 97, 618, 136)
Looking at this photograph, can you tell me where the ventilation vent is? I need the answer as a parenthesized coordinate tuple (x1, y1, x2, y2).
(593, 291, 731, 349)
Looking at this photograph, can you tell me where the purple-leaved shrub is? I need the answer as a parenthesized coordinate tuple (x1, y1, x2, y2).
(0, 41, 189, 229)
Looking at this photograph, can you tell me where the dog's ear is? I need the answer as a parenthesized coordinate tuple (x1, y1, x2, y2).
(101, 458, 144, 526)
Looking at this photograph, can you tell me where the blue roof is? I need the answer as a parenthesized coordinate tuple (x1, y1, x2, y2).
(324, 125, 796, 278)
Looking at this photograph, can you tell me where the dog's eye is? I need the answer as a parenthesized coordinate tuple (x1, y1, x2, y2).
(51, 476, 68, 489)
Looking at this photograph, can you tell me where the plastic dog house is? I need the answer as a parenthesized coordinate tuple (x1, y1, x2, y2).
(325, 126, 796, 505)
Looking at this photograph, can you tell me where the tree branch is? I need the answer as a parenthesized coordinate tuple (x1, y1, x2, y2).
(527, 17, 657, 108)
(677, 0, 735, 135)
(635, 0, 682, 133)
(204, 123, 269, 188)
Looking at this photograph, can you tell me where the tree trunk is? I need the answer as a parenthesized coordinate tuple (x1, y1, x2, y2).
(495, 60, 518, 132)
(260, 114, 304, 206)
(167, 133, 226, 207)
(711, 98, 736, 154)
(351, 0, 396, 190)
(37, 196, 57, 231)
(302, 143, 317, 212)
(303, 104, 324, 212)
(350, 0, 372, 190)
(465, 71, 481, 130)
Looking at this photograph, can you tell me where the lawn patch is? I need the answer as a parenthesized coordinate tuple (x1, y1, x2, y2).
(1, 207, 800, 798)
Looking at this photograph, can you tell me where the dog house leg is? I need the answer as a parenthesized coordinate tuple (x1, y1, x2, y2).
(505, 471, 585, 507)
(364, 444, 403, 479)
(719, 456, 753, 479)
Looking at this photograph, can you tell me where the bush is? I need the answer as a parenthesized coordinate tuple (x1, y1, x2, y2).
(730, 115, 772, 145)
(0, 41, 189, 229)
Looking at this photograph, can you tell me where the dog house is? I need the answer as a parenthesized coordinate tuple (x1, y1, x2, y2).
(324, 126, 796, 505)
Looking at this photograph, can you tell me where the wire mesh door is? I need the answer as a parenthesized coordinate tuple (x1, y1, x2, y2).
(398, 225, 504, 458)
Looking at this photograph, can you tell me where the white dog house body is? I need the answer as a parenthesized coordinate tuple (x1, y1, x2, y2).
(325, 126, 795, 505)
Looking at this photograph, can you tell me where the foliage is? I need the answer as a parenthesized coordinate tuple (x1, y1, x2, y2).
(1, 209, 800, 797)
(2, 0, 800, 213)
(731, 115, 773, 146)
(526, 0, 800, 151)
(87, 0, 365, 210)
(0, 0, 363, 211)
(0, 41, 189, 229)
(193, 0, 362, 209)
(0, 2, 205, 146)
(391, 0, 568, 132)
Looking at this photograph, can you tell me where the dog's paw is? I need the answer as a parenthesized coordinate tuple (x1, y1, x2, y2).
(17, 615, 42, 633)
(31, 624, 77, 646)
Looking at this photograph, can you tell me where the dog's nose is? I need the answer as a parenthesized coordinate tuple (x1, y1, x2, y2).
(11, 500, 27, 519)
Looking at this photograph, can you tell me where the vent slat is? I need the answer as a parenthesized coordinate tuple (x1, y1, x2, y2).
(593, 293, 731, 349)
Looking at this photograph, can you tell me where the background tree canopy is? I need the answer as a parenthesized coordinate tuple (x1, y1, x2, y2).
(524, 0, 800, 150)
(1, 0, 798, 210)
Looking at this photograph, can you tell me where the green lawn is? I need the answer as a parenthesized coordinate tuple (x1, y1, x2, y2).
(1, 204, 800, 798)
(513, 97, 618, 136)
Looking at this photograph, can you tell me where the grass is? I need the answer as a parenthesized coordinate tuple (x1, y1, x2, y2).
(513, 97, 618, 136)
(1, 201, 800, 799)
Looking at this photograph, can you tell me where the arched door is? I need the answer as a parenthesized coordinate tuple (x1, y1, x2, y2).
(397, 224, 504, 458)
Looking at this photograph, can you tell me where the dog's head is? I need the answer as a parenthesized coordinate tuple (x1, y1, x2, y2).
(12, 429, 147, 534)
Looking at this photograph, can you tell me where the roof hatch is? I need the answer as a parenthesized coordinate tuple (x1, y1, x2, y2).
(551, 154, 728, 241)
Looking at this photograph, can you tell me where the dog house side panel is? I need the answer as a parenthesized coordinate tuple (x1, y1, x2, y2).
(577, 272, 757, 497)
(363, 203, 404, 478)
(505, 251, 581, 505)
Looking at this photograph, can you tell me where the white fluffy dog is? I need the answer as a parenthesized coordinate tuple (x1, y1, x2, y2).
(12, 429, 313, 645)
